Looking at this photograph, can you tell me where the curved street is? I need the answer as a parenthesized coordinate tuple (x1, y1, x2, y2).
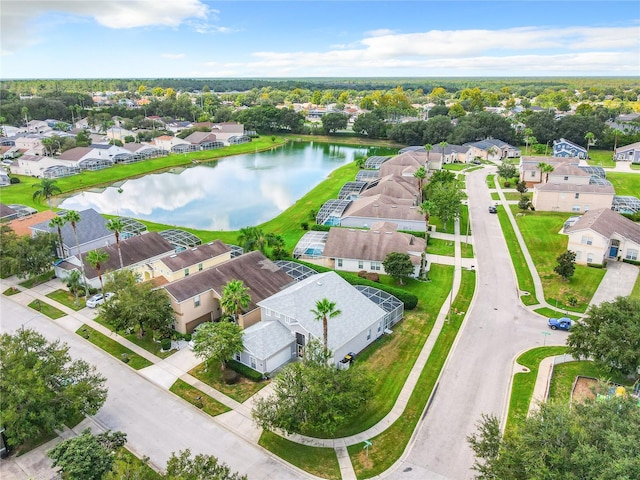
(386, 167, 567, 480)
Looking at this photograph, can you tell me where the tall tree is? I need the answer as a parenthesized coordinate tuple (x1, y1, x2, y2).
(48, 215, 67, 258)
(497, 163, 517, 182)
(0, 329, 107, 448)
(165, 449, 247, 480)
(64, 210, 88, 297)
(439, 141, 448, 164)
(220, 279, 251, 323)
(65, 270, 83, 306)
(192, 321, 244, 371)
(554, 250, 576, 281)
(584, 131, 596, 154)
(567, 296, 640, 375)
(48, 429, 127, 480)
(428, 182, 465, 230)
(87, 248, 109, 296)
(523, 127, 534, 155)
(0, 231, 56, 281)
(106, 217, 125, 269)
(413, 166, 427, 203)
(382, 252, 415, 285)
(310, 298, 342, 352)
(537, 162, 554, 183)
(32, 178, 62, 209)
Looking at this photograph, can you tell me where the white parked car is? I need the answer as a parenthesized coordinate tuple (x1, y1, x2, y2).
(86, 292, 114, 308)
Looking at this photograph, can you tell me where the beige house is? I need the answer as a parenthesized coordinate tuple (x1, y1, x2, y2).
(163, 251, 294, 334)
(340, 194, 426, 231)
(565, 208, 640, 265)
(360, 174, 419, 201)
(519, 156, 577, 186)
(532, 183, 614, 213)
(320, 221, 426, 276)
(151, 240, 231, 282)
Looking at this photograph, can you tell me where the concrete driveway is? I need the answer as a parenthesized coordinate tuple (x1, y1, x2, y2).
(386, 167, 567, 480)
(589, 260, 639, 307)
(0, 300, 315, 480)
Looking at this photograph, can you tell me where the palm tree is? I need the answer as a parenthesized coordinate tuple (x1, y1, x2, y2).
(537, 162, 554, 184)
(65, 210, 88, 298)
(48, 215, 67, 258)
(32, 178, 62, 210)
(311, 298, 342, 353)
(523, 128, 534, 155)
(220, 279, 251, 323)
(413, 166, 427, 203)
(418, 200, 436, 279)
(65, 270, 83, 306)
(106, 218, 125, 269)
(486, 146, 499, 161)
(585, 132, 596, 155)
(439, 141, 448, 164)
(87, 249, 109, 296)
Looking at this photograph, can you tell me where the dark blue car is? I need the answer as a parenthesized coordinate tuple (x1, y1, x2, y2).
(548, 317, 572, 331)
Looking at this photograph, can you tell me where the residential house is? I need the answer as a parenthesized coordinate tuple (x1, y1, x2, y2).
(565, 208, 640, 265)
(339, 194, 425, 231)
(245, 271, 388, 373)
(532, 183, 614, 213)
(519, 156, 577, 185)
(121, 143, 167, 163)
(614, 142, 640, 163)
(211, 122, 250, 145)
(182, 131, 224, 151)
(0, 203, 18, 222)
(360, 175, 419, 202)
(151, 240, 231, 282)
(379, 151, 425, 178)
(430, 144, 474, 164)
(151, 135, 189, 153)
(463, 139, 521, 160)
(31, 208, 115, 258)
(552, 138, 587, 159)
(166, 121, 193, 134)
(106, 127, 136, 142)
(0, 171, 9, 187)
(14, 135, 46, 156)
(320, 221, 426, 276)
(55, 231, 175, 288)
(163, 251, 294, 333)
(25, 120, 51, 134)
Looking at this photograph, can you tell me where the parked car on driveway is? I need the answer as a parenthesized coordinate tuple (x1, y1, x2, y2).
(86, 292, 114, 308)
(548, 317, 572, 331)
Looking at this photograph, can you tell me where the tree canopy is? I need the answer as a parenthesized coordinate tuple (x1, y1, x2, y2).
(383, 252, 415, 285)
(0, 329, 107, 448)
(567, 296, 640, 375)
(0, 230, 57, 281)
(192, 321, 244, 371)
(554, 250, 576, 281)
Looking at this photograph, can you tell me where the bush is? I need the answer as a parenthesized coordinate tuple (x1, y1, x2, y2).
(301, 222, 309, 230)
(622, 258, 640, 266)
(183, 333, 192, 342)
(504, 181, 511, 188)
(227, 359, 264, 382)
(587, 262, 605, 269)
(222, 369, 239, 385)
(311, 224, 330, 232)
(296, 260, 418, 310)
(9, 177, 20, 184)
(160, 338, 172, 351)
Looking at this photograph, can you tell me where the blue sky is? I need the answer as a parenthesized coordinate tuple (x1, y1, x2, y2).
(2, 1, 639, 78)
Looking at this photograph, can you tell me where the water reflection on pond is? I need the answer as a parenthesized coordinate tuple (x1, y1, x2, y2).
(60, 142, 393, 231)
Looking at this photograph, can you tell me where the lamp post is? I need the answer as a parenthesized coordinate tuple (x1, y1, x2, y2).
(545, 140, 551, 156)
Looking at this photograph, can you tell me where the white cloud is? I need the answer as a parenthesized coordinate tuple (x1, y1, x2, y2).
(1, 0, 209, 55)
(364, 28, 396, 37)
(161, 53, 185, 60)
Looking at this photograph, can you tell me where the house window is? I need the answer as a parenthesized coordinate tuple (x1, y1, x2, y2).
(265, 308, 272, 317)
(572, 205, 581, 212)
(358, 260, 364, 269)
(371, 262, 381, 271)
(275, 311, 280, 319)
(184, 268, 189, 277)
(564, 176, 569, 181)
(235, 353, 241, 361)
(337, 259, 343, 267)
(626, 249, 638, 261)
(581, 236, 593, 245)
(530, 171, 535, 177)
(250, 357, 257, 369)
(198, 263, 203, 271)
(574, 193, 580, 199)
(194, 295, 200, 308)
(587, 253, 594, 263)
(377, 322, 382, 332)
(575, 251, 582, 260)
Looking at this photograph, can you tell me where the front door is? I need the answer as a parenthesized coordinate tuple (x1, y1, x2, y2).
(609, 245, 618, 258)
(296, 332, 305, 357)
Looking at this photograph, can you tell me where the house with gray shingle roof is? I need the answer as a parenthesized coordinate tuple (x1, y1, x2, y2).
(614, 141, 640, 164)
(565, 208, 640, 265)
(155, 240, 231, 282)
(246, 271, 387, 373)
(553, 138, 588, 159)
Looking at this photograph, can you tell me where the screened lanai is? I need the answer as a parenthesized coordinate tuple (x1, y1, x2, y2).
(355, 170, 380, 182)
(171, 144, 198, 153)
(274, 260, 318, 282)
(316, 199, 352, 226)
(364, 156, 390, 169)
(398, 146, 425, 154)
(292, 231, 329, 258)
(612, 196, 640, 213)
(225, 244, 244, 258)
(338, 181, 369, 200)
(78, 158, 113, 171)
(118, 217, 148, 239)
(589, 176, 612, 186)
(42, 165, 80, 178)
(159, 229, 202, 250)
(355, 285, 404, 330)
(579, 166, 606, 178)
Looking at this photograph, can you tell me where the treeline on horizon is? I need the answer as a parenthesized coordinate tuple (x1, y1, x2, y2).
(3, 77, 640, 95)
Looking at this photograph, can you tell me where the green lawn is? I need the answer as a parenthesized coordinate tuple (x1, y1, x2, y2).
(632, 268, 640, 298)
(461, 242, 474, 259)
(28, 299, 66, 319)
(505, 346, 567, 431)
(92, 316, 176, 359)
(443, 163, 471, 171)
(427, 237, 454, 256)
(547, 360, 631, 403)
(189, 363, 269, 403)
(606, 172, 640, 197)
(533, 307, 581, 321)
(514, 209, 606, 311)
(348, 269, 475, 478)
(169, 379, 230, 417)
(3, 286, 20, 296)
(496, 208, 539, 305)
(18, 271, 55, 288)
(486, 174, 496, 189)
(431, 204, 469, 236)
(586, 149, 615, 167)
(631, 163, 640, 170)
(502, 192, 524, 201)
(76, 325, 153, 370)
(110, 448, 163, 480)
(45, 288, 84, 311)
(491, 192, 500, 200)
(259, 431, 341, 480)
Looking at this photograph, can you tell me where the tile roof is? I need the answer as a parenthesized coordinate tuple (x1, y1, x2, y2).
(6, 210, 57, 236)
(163, 251, 293, 306)
(257, 271, 386, 353)
(323, 223, 425, 264)
(80, 231, 175, 279)
(160, 240, 230, 272)
(57, 147, 92, 161)
(566, 208, 640, 242)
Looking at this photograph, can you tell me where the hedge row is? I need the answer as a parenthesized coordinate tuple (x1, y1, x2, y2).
(227, 359, 264, 381)
(293, 259, 418, 310)
(622, 258, 640, 266)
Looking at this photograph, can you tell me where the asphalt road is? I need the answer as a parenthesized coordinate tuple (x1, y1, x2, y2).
(386, 167, 567, 480)
(0, 300, 310, 480)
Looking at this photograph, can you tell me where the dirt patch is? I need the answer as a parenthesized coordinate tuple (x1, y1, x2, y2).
(571, 376, 599, 403)
(355, 448, 373, 470)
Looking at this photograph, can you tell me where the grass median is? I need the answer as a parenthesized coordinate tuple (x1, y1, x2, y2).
(169, 379, 230, 417)
(76, 325, 152, 370)
(45, 288, 84, 311)
(28, 299, 66, 319)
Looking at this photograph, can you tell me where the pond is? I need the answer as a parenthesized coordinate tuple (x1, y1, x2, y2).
(59, 142, 397, 231)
